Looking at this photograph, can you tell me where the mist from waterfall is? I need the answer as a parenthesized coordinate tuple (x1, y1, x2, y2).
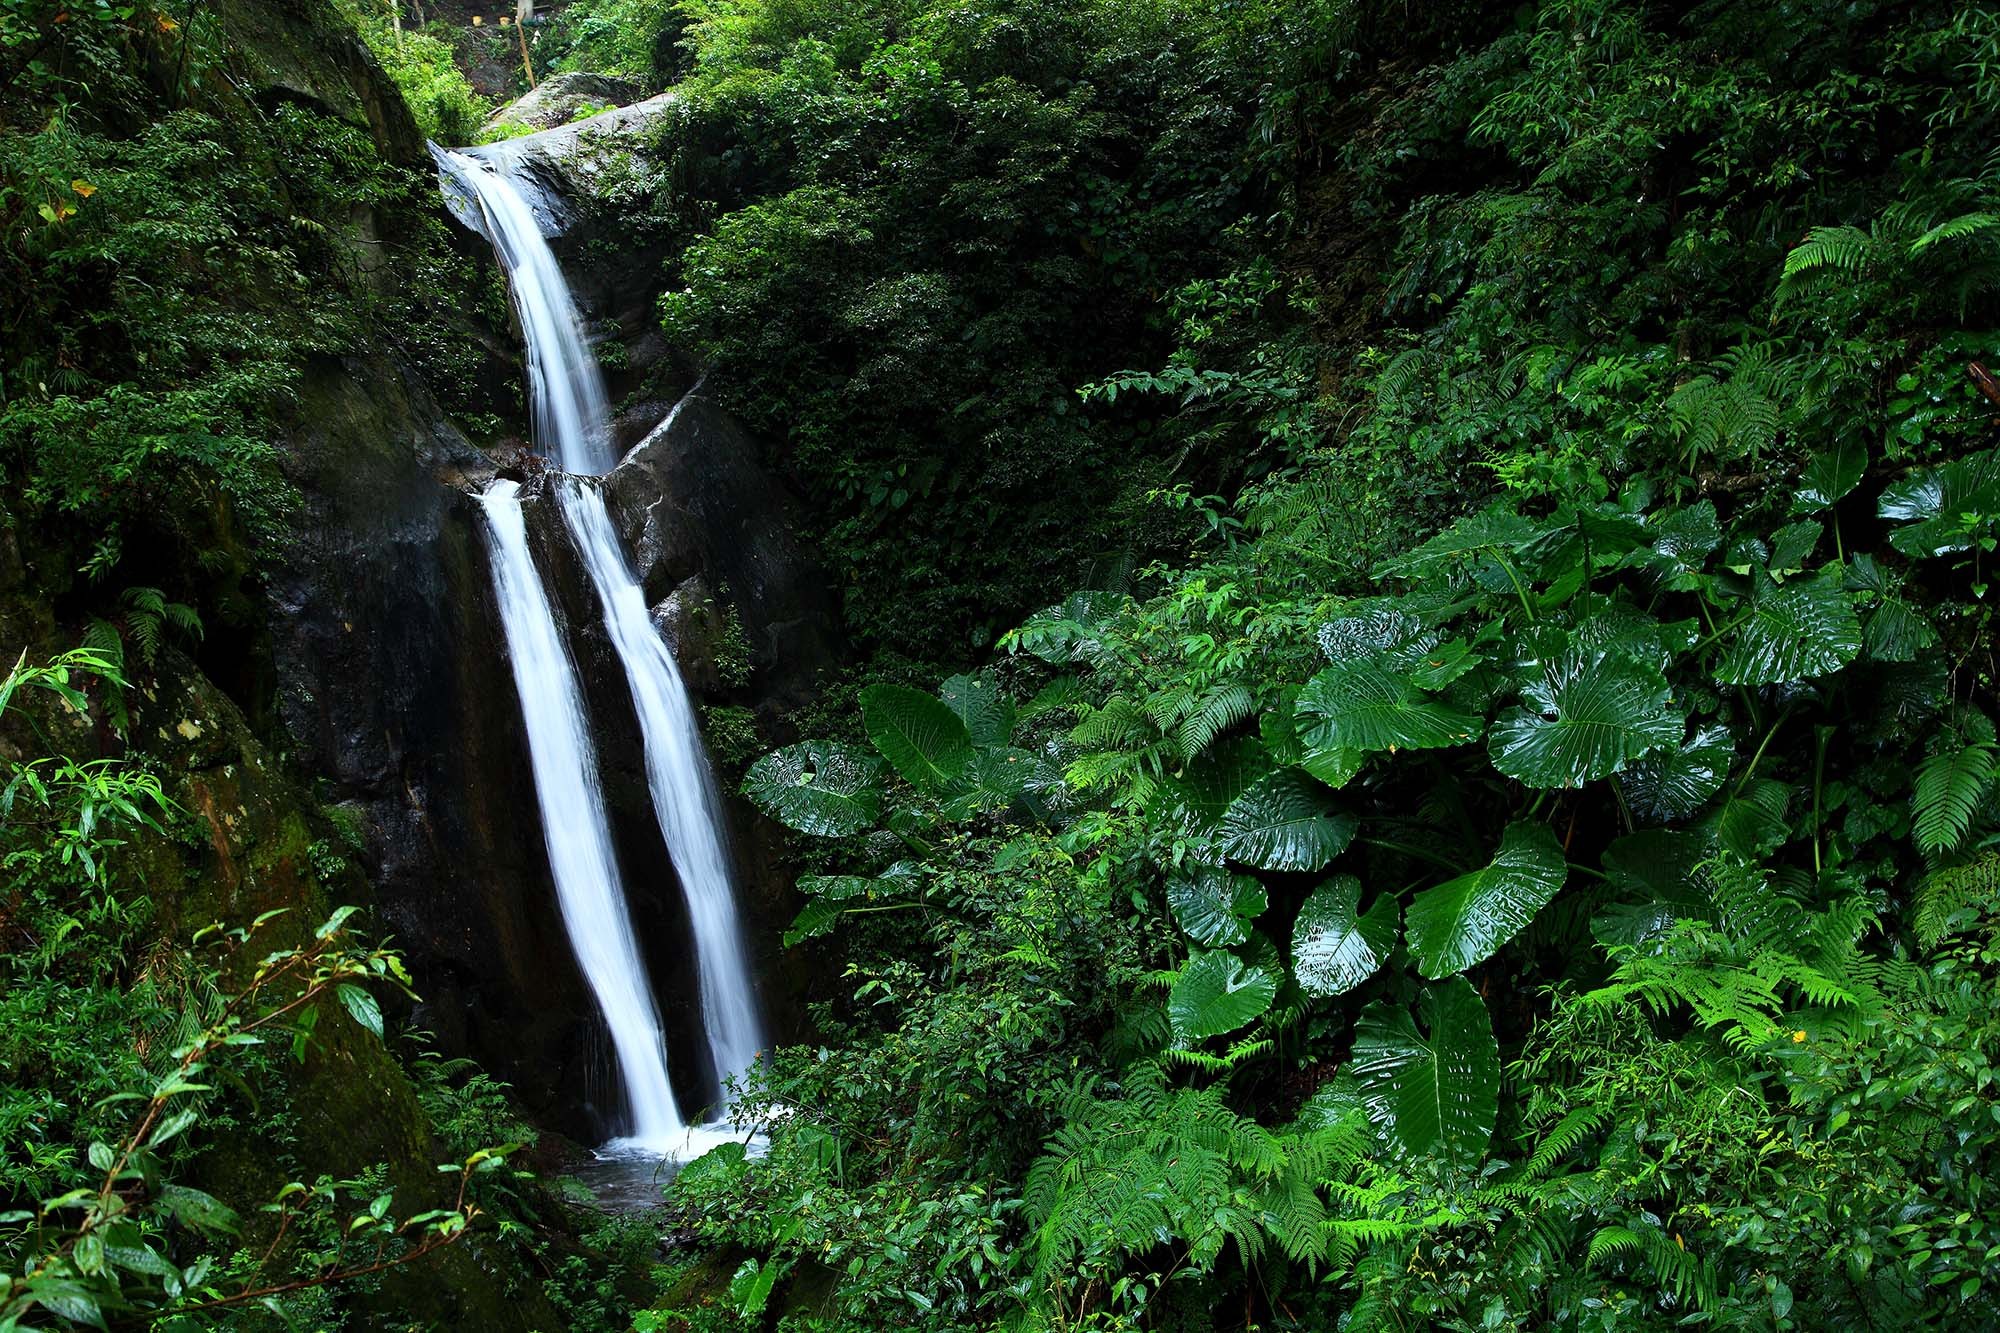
(438, 141, 766, 1152)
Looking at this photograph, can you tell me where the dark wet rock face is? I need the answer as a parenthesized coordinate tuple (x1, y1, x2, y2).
(267, 357, 612, 1137)
(606, 396, 838, 717)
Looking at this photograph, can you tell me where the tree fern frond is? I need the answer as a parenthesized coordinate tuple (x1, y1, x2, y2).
(1175, 684, 1256, 761)
(1913, 716, 1996, 856)
(1779, 224, 1877, 291)
(1915, 851, 2000, 947)
(1910, 210, 1999, 254)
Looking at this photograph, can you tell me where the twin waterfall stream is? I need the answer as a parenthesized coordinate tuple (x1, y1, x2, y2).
(436, 146, 763, 1162)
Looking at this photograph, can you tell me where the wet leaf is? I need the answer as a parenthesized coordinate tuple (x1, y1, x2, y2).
(1291, 875, 1398, 996)
(1407, 822, 1566, 977)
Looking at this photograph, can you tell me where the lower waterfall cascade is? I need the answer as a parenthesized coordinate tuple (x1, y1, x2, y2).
(436, 144, 766, 1158)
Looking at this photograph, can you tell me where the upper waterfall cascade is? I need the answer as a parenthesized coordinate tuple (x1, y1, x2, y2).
(439, 142, 766, 1153)
(435, 146, 614, 476)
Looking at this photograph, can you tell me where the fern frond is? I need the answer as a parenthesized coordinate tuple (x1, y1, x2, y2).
(1780, 224, 1877, 286)
(1174, 684, 1256, 761)
(1915, 851, 2000, 947)
(1913, 718, 1996, 857)
(1910, 211, 1999, 255)
(1524, 1106, 1607, 1177)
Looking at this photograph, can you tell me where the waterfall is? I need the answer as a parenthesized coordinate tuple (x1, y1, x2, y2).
(477, 479, 686, 1147)
(434, 147, 614, 476)
(438, 140, 766, 1150)
(558, 472, 766, 1102)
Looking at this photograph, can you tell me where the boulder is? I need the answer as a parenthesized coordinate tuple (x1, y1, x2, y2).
(485, 70, 642, 134)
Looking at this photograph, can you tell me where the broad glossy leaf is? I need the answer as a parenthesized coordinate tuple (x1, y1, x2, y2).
(1168, 864, 1268, 947)
(785, 863, 919, 945)
(1864, 597, 1940, 662)
(1879, 448, 2000, 558)
(1767, 520, 1822, 573)
(1640, 501, 1720, 589)
(1220, 770, 1357, 872)
(1375, 508, 1539, 579)
(783, 898, 843, 947)
(744, 741, 884, 837)
(1793, 441, 1867, 514)
(1348, 978, 1499, 1170)
(860, 683, 973, 792)
(1296, 660, 1482, 754)
(1714, 570, 1862, 686)
(1317, 604, 1438, 667)
(1489, 647, 1682, 788)
(158, 1184, 240, 1236)
(1408, 640, 1483, 690)
(940, 746, 1048, 818)
(1709, 777, 1793, 859)
(337, 984, 383, 1039)
(939, 672, 1016, 746)
(1173, 735, 1269, 820)
(1407, 822, 1566, 977)
(1591, 829, 1712, 948)
(1621, 723, 1732, 822)
(1168, 951, 1278, 1045)
(797, 861, 919, 900)
(1299, 746, 1366, 790)
(1292, 875, 1398, 996)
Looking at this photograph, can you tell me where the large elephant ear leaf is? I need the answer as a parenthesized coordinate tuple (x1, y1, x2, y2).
(938, 747, 1047, 819)
(1168, 865, 1269, 947)
(860, 684, 973, 792)
(1407, 822, 1567, 977)
(1878, 447, 2000, 558)
(1220, 770, 1357, 873)
(1792, 440, 1867, 514)
(1640, 501, 1721, 591)
(1489, 646, 1682, 788)
(1622, 724, 1733, 822)
(744, 741, 884, 837)
(1592, 829, 1712, 948)
(1296, 660, 1483, 754)
(1349, 978, 1499, 1171)
(1168, 951, 1278, 1045)
(1292, 875, 1398, 997)
(1714, 569, 1862, 686)
(1316, 604, 1438, 667)
(940, 673, 1016, 747)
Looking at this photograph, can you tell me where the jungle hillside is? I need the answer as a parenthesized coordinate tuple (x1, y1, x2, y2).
(5, 0, 2000, 1330)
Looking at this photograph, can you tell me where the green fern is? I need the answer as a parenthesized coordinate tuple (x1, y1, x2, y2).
(1777, 224, 1878, 299)
(1913, 712, 1997, 857)
(1023, 1065, 1370, 1301)
(1914, 851, 2000, 947)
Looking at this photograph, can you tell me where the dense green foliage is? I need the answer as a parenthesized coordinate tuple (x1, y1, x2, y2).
(0, 653, 511, 1330)
(634, 0, 1284, 661)
(11, 0, 2000, 1327)
(346, 10, 493, 144)
(641, 0, 2000, 1327)
(0, 0, 496, 633)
